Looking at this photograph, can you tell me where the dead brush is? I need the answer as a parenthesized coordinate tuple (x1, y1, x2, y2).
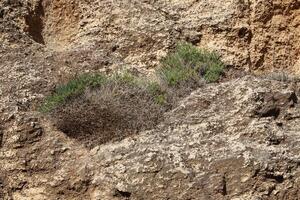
(264, 71, 300, 83)
(50, 80, 166, 148)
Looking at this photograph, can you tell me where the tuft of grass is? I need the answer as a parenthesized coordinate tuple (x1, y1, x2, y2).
(146, 82, 167, 105)
(112, 70, 137, 85)
(158, 42, 224, 85)
(40, 72, 167, 113)
(146, 82, 163, 95)
(154, 94, 167, 105)
(40, 74, 107, 113)
(204, 62, 224, 82)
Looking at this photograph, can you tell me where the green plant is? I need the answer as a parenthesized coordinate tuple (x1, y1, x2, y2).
(40, 74, 107, 113)
(146, 82, 162, 95)
(204, 62, 224, 82)
(42, 73, 167, 148)
(158, 42, 224, 85)
(154, 94, 167, 105)
(112, 70, 137, 85)
(146, 82, 167, 105)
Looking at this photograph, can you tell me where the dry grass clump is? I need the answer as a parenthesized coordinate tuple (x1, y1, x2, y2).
(40, 42, 224, 148)
(52, 79, 166, 148)
(263, 71, 300, 83)
(42, 71, 169, 148)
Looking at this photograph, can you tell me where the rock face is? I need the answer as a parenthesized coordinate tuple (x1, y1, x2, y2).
(1, 76, 300, 200)
(1, 0, 300, 71)
(1, 0, 300, 199)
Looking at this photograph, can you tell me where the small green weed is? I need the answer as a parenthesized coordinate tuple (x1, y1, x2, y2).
(146, 82, 167, 105)
(112, 70, 137, 85)
(40, 74, 107, 113)
(159, 42, 224, 85)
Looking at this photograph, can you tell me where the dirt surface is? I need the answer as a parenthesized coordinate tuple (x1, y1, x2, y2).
(0, 0, 300, 199)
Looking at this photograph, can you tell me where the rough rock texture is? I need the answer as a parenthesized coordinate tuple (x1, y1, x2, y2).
(1, 0, 300, 199)
(2, 76, 300, 200)
(1, 0, 299, 71)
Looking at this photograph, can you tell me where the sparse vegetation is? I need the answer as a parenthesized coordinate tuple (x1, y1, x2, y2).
(112, 70, 137, 85)
(52, 80, 166, 148)
(158, 42, 224, 85)
(146, 81, 167, 105)
(264, 71, 300, 83)
(40, 42, 224, 148)
(40, 74, 107, 113)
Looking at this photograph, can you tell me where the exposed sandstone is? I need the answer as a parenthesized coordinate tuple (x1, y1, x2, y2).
(0, 0, 300, 199)
(1, 76, 300, 199)
(1, 0, 299, 71)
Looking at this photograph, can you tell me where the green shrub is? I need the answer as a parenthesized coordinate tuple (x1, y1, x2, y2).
(146, 82, 167, 105)
(154, 94, 167, 105)
(41, 72, 167, 148)
(40, 74, 107, 113)
(40, 72, 167, 113)
(204, 62, 224, 82)
(146, 82, 162, 95)
(158, 42, 224, 85)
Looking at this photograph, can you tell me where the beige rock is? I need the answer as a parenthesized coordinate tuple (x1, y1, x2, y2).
(1, 0, 300, 199)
